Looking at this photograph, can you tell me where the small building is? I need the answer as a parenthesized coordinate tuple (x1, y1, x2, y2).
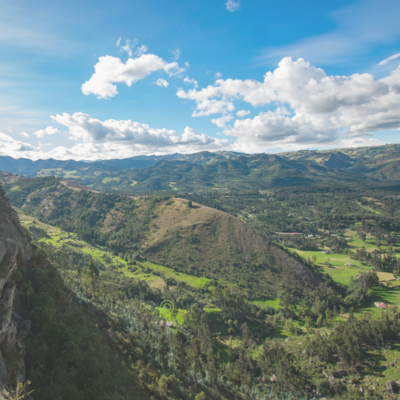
(375, 302, 387, 309)
(354, 273, 361, 278)
(321, 251, 329, 254)
(345, 263, 354, 266)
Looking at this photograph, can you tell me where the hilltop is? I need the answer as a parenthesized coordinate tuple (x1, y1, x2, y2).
(2, 175, 319, 298)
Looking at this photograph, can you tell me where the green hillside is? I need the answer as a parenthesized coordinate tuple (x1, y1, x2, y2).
(2, 175, 319, 299)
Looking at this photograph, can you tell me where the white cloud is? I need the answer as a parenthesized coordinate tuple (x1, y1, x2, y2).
(135, 44, 148, 57)
(211, 114, 233, 128)
(172, 48, 180, 60)
(215, 72, 222, 79)
(155, 78, 169, 87)
(178, 57, 400, 150)
(118, 39, 137, 57)
(236, 110, 250, 117)
(33, 126, 60, 138)
(0, 132, 34, 154)
(0, 113, 230, 161)
(19, 131, 30, 138)
(48, 112, 229, 158)
(377, 52, 400, 66)
(183, 76, 198, 88)
(82, 54, 185, 99)
(226, 0, 240, 12)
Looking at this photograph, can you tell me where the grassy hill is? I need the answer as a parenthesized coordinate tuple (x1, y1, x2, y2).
(2, 175, 319, 298)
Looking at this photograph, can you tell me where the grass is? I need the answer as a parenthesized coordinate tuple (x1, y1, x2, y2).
(18, 211, 212, 290)
(158, 307, 186, 325)
(251, 298, 281, 309)
(356, 287, 400, 318)
(358, 203, 381, 214)
(102, 177, 120, 183)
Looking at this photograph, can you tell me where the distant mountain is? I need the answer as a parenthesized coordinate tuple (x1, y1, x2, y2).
(279, 143, 400, 181)
(89, 153, 376, 194)
(2, 145, 400, 194)
(0, 151, 243, 178)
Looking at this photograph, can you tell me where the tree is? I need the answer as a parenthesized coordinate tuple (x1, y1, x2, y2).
(87, 260, 100, 291)
(285, 318, 294, 334)
(304, 316, 312, 333)
(173, 330, 187, 378)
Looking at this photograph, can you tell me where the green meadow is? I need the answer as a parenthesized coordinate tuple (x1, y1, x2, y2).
(18, 212, 212, 290)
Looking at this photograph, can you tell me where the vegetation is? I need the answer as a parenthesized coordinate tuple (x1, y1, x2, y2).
(4, 144, 400, 398)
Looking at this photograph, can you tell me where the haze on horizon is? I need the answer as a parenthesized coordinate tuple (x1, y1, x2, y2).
(1, 0, 400, 161)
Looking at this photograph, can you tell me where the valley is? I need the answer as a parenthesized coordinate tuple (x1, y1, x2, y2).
(2, 146, 400, 399)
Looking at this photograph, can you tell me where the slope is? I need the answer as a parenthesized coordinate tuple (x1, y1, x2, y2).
(2, 175, 320, 298)
(0, 182, 154, 400)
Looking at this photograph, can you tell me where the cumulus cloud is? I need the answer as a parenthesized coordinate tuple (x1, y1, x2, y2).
(0, 132, 34, 154)
(82, 54, 185, 98)
(226, 0, 240, 12)
(33, 126, 60, 138)
(211, 114, 234, 128)
(177, 57, 400, 150)
(183, 76, 198, 88)
(48, 112, 229, 158)
(19, 131, 30, 138)
(236, 110, 250, 117)
(377, 52, 400, 66)
(155, 78, 169, 87)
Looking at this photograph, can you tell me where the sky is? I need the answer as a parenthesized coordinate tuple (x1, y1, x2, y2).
(1, 0, 400, 160)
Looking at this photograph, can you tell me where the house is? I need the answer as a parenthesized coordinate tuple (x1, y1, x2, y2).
(354, 273, 361, 278)
(345, 263, 353, 266)
(375, 302, 387, 309)
(321, 251, 329, 254)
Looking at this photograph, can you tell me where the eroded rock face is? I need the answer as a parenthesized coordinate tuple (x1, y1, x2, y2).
(0, 192, 32, 386)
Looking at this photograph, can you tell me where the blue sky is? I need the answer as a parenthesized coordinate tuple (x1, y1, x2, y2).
(1, 0, 400, 160)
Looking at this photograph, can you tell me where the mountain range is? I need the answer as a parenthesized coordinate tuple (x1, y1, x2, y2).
(2, 144, 400, 195)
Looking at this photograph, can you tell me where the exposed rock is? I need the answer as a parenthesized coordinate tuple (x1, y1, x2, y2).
(0, 352, 6, 386)
(0, 189, 32, 387)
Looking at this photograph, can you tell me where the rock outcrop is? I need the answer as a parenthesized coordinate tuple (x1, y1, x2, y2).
(0, 187, 32, 388)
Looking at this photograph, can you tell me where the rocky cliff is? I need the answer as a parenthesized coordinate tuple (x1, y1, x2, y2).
(0, 186, 32, 390)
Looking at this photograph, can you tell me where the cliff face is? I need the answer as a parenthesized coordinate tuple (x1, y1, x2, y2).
(0, 189, 32, 388)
